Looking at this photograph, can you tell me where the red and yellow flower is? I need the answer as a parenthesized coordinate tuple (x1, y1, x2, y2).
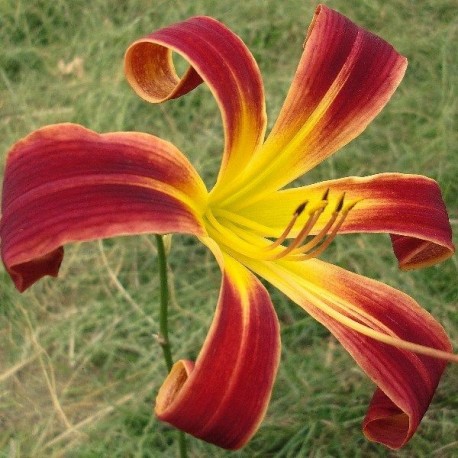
(1, 4, 455, 450)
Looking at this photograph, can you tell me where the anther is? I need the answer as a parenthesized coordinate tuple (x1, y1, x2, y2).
(335, 192, 345, 212)
(266, 200, 308, 250)
(295, 198, 343, 254)
(295, 201, 308, 216)
(293, 197, 357, 260)
(268, 198, 329, 259)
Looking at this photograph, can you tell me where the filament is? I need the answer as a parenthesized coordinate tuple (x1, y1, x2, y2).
(263, 191, 354, 261)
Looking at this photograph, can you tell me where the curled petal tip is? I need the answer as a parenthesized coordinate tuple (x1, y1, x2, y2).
(156, 360, 195, 416)
(154, 255, 280, 449)
(124, 16, 266, 192)
(1, 124, 206, 291)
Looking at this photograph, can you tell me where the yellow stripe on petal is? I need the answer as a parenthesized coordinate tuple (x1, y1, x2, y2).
(216, 5, 407, 206)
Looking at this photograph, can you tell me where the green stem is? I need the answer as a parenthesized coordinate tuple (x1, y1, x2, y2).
(155, 235, 188, 458)
(155, 234, 173, 371)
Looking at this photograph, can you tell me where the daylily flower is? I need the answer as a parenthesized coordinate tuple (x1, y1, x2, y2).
(1, 4, 455, 451)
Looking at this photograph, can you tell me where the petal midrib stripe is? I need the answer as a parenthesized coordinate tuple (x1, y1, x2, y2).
(2, 174, 204, 217)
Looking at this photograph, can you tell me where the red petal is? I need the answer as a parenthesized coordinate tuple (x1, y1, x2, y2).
(124, 16, 266, 191)
(1, 123, 207, 291)
(232, 4, 407, 196)
(245, 257, 453, 449)
(155, 251, 280, 449)
(238, 173, 454, 268)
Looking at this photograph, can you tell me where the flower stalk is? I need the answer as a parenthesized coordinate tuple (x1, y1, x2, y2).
(155, 234, 173, 371)
(155, 234, 187, 458)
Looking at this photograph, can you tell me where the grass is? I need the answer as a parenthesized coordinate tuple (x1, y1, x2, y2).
(0, 0, 457, 456)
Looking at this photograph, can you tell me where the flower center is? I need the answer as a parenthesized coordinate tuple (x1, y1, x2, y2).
(204, 190, 358, 262)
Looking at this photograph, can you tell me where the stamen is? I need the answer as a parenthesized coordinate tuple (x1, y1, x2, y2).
(266, 201, 308, 250)
(280, 205, 326, 254)
(263, 191, 358, 261)
(268, 201, 329, 260)
(293, 199, 357, 261)
(272, 189, 330, 256)
(294, 193, 345, 254)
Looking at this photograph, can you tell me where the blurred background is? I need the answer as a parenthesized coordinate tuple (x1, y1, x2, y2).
(0, 0, 456, 456)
